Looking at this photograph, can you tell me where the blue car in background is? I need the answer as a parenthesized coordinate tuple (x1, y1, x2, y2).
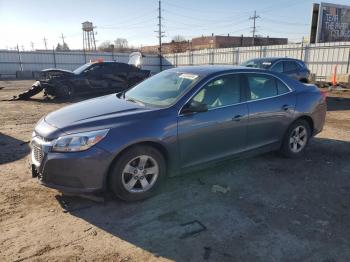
(242, 57, 311, 83)
(31, 66, 326, 201)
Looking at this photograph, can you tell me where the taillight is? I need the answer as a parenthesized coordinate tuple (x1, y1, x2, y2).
(320, 90, 327, 101)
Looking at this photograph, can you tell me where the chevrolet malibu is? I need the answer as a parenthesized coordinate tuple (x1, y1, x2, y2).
(31, 66, 326, 201)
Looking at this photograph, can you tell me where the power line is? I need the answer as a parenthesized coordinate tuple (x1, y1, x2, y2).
(249, 10, 260, 46)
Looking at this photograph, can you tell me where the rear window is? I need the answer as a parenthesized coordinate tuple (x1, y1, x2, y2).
(241, 59, 273, 70)
(245, 73, 290, 100)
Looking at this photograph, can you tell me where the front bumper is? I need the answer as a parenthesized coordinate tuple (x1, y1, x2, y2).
(31, 136, 113, 193)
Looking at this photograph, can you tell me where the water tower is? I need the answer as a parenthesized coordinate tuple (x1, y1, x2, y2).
(82, 21, 96, 51)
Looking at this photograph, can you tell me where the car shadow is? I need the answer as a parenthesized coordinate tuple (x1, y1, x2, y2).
(327, 96, 350, 111)
(55, 137, 350, 261)
(0, 132, 30, 164)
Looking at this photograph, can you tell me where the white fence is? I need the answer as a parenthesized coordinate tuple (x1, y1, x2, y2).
(163, 41, 350, 80)
(1, 41, 350, 79)
(0, 50, 161, 76)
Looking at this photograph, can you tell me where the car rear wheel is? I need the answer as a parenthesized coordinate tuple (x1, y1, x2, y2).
(280, 119, 311, 158)
(109, 145, 166, 201)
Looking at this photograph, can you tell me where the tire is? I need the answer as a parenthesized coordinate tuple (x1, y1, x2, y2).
(280, 119, 311, 158)
(55, 82, 75, 99)
(109, 145, 166, 202)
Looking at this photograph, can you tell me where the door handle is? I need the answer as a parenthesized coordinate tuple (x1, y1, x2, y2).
(282, 104, 291, 111)
(232, 115, 243, 121)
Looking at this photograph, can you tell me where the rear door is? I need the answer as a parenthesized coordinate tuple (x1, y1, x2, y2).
(177, 73, 249, 168)
(243, 73, 296, 150)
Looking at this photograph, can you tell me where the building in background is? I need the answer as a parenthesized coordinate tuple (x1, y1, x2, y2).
(141, 40, 191, 54)
(191, 34, 288, 50)
(310, 2, 350, 43)
(141, 35, 288, 54)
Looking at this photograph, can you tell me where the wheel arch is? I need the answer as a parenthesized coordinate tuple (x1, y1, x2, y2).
(103, 141, 169, 191)
(295, 115, 314, 134)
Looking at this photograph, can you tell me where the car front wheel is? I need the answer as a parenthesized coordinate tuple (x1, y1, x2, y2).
(280, 119, 311, 158)
(109, 145, 166, 201)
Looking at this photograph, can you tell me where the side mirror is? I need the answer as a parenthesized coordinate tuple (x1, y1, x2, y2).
(181, 100, 208, 115)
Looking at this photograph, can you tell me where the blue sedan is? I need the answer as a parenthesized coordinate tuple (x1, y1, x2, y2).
(31, 66, 327, 201)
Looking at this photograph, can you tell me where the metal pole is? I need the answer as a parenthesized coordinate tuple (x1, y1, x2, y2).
(16, 44, 23, 71)
(158, 0, 163, 71)
(83, 47, 87, 63)
(111, 45, 115, 61)
(300, 37, 304, 61)
(52, 46, 57, 68)
(346, 47, 350, 74)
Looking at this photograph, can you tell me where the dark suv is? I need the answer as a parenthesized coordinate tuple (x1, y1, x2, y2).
(242, 58, 310, 83)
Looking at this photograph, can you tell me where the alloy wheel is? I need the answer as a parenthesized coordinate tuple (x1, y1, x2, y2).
(289, 125, 308, 153)
(121, 155, 159, 193)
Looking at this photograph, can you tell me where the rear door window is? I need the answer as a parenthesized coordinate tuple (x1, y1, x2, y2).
(245, 74, 278, 100)
(283, 61, 298, 72)
(276, 79, 290, 95)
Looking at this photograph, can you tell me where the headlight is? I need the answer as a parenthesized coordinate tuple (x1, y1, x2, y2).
(52, 129, 109, 152)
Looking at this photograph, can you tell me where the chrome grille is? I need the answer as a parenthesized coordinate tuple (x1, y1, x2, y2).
(32, 144, 43, 164)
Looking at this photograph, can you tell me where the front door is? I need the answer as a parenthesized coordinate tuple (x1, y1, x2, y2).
(177, 74, 249, 168)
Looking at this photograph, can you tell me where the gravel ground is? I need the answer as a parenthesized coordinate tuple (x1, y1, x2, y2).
(0, 80, 350, 262)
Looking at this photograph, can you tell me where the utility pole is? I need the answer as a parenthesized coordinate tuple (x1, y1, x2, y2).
(155, 0, 165, 71)
(249, 10, 260, 46)
(60, 33, 65, 46)
(43, 37, 48, 50)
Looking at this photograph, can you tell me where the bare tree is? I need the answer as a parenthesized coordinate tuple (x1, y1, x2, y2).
(114, 38, 128, 51)
(98, 41, 113, 52)
(172, 35, 186, 42)
(170, 35, 188, 53)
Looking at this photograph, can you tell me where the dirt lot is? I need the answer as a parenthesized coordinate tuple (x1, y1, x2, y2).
(1, 80, 350, 262)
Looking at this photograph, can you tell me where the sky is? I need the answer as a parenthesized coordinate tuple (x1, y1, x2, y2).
(1, 0, 350, 50)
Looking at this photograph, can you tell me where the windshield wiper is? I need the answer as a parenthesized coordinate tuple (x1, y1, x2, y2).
(125, 97, 145, 106)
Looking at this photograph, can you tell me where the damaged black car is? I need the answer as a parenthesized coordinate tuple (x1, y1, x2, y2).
(15, 52, 151, 100)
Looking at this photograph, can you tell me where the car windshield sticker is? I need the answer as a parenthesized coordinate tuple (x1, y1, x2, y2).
(179, 73, 199, 80)
(262, 62, 272, 66)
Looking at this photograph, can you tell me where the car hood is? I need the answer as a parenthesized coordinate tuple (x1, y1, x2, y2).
(44, 94, 151, 133)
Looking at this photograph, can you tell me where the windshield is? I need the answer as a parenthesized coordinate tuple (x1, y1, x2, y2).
(241, 59, 273, 69)
(125, 70, 200, 107)
(73, 63, 92, 74)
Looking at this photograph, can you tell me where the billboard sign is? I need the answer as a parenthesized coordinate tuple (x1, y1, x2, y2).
(312, 2, 350, 43)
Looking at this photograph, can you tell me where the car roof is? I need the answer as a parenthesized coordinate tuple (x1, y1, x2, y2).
(247, 57, 303, 63)
(169, 65, 262, 76)
(166, 65, 265, 76)
(89, 61, 129, 66)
